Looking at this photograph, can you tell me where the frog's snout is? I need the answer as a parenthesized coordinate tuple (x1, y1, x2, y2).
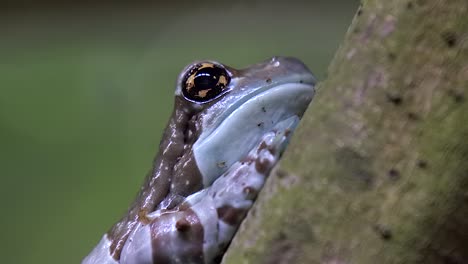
(267, 56, 317, 86)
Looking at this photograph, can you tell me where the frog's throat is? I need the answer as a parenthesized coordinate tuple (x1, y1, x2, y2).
(193, 81, 314, 187)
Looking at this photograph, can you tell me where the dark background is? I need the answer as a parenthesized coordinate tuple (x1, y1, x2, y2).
(0, 1, 358, 263)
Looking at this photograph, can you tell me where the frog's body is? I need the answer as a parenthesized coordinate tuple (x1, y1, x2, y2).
(83, 57, 316, 264)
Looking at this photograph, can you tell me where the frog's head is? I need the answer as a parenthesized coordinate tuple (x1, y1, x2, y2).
(170, 57, 316, 192)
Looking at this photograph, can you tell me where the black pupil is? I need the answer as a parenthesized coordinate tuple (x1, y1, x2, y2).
(183, 63, 230, 103)
(195, 69, 219, 88)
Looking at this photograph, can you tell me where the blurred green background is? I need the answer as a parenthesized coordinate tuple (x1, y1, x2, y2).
(0, 1, 358, 263)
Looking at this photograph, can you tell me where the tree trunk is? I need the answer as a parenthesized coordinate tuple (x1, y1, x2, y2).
(222, 0, 468, 263)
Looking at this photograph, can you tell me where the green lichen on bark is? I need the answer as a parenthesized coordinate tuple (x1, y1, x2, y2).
(223, 0, 468, 263)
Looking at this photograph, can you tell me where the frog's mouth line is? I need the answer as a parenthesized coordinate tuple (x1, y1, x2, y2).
(193, 75, 316, 187)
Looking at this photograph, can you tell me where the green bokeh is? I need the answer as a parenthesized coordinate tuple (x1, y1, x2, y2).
(0, 2, 358, 263)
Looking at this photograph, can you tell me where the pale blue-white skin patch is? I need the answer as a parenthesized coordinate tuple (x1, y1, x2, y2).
(82, 235, 119, 264)
(119, 224, 153, 264)
(194, 82, 314, 187)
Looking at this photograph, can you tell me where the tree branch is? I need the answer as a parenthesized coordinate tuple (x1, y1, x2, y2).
(223, 0, 468, 263)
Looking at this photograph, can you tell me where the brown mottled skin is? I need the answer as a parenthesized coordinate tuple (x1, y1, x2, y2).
(108, 98, 204, 259)
(217, 206, 249, 226)
(151, 208, 205, 263)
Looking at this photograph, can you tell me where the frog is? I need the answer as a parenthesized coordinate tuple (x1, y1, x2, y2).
(82, 56, 316, 264)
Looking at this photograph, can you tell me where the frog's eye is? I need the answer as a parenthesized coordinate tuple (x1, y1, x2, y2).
(182, 62, 231, 103)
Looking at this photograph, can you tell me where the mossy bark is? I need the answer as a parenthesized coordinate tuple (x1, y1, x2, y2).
(222, 0, 468, 263)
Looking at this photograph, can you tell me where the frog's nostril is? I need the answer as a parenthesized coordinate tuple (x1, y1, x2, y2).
(270, 56, 304, 68)
(270, 56, 283, 66)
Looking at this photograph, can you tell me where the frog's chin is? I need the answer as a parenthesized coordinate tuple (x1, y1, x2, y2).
(193, 82, 314, 187)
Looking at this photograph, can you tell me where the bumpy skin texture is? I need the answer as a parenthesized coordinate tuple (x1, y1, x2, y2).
(82, 57, 315, 264)
(121, 127, 295, 264)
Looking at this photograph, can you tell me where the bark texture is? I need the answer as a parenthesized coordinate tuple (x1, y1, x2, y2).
(222, 0, 468, 263)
